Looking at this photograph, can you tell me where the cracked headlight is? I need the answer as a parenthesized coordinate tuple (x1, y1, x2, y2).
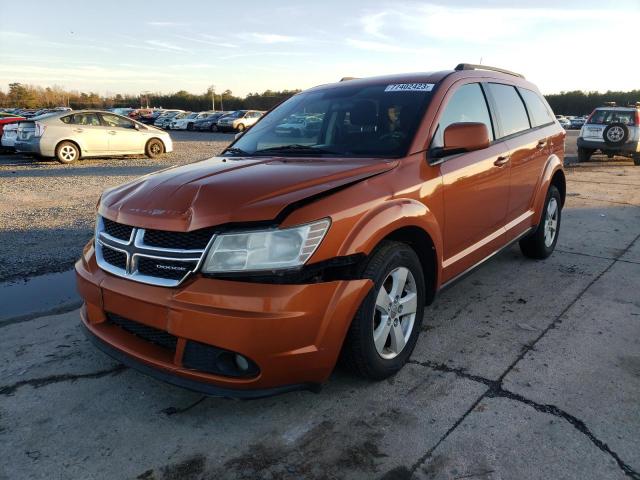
(202, 218, 330, 273)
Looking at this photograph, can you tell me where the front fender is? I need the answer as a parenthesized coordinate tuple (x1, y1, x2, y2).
(337, 198, 443, 278)
(531, 154, 564, 226)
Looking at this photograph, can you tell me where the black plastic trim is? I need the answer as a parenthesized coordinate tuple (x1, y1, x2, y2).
(81, 323, 317, 399)
(203, 253, 367, 284)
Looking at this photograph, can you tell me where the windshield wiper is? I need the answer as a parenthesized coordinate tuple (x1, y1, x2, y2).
(223, 147, 252, 156)
(253, 144, 336, 155)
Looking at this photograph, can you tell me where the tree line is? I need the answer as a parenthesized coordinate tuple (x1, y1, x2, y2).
(0, 83, 301, 112)
(1, 82, 639, 116)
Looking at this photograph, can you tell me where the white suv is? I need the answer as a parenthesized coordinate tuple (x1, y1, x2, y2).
(577, 103, 640, 165)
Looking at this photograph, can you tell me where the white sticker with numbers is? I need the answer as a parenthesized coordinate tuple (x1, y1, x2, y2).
(384, 83, 434, 92)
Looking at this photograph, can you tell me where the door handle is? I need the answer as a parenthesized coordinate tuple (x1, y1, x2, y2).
(73, 128, 83, 133)
(494, 155, 510, 166)
(108, 131, 117, 135)
(536, 139, 547, 149)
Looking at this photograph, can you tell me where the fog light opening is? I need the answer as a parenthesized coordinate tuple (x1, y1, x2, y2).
(235, 354, 250, 372)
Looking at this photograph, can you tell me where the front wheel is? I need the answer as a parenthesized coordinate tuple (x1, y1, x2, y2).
(55, 141, 80, 164)
(145, 139, 164, 158)
(236, 123, 246, 132)
(519, 185, 562, 259)
(187, 123, 194, 131)
(210, 124, 218, 132)
(341, 241, 425, 380)
(577, 147, 593, 163)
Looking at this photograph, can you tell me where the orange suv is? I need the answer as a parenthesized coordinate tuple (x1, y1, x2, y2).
(76, 64, 566, 397)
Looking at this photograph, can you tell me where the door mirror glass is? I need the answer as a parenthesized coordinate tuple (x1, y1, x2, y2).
(442, 122, 490, 154)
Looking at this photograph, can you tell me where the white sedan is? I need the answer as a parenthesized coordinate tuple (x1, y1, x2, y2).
(170, 112, 213, 130)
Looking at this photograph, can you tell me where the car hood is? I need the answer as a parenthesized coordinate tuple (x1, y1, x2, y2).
(99, 156, 398, 231)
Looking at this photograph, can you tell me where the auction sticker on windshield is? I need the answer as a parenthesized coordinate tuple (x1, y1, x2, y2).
(384, 83, 434, 92)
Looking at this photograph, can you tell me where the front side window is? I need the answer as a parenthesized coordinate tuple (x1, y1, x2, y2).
(100, 113, 136, 129)
(519, 88, 554, 127)
(431, 83, 494, 149)
(230, 83, 434, 158)
(486, 83, 530, 137)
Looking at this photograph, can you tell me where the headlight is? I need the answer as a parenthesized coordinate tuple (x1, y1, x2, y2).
(202, 218, 330, 273)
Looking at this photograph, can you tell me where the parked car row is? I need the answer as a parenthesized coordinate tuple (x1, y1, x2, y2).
(555, 114, 588, 129)
(1, 106, 71, 118)
(146, 109, 266, 132)
(1, 109, 172, 163)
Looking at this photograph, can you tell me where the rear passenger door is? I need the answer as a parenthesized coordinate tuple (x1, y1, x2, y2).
(433, 82, 511, 281)
(63, 113, 109, 154)
(485, 84, 552, 237)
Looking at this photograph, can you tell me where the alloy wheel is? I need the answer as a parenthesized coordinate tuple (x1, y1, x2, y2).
(372, 267, 418, 359)
(544, 197, 559, 247)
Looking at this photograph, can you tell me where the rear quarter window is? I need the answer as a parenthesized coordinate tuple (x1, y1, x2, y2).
(486, 83, 531, 137)
(519, 88, 554, 127)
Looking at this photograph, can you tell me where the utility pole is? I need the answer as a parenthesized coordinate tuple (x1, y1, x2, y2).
(210, 84, 216, 111)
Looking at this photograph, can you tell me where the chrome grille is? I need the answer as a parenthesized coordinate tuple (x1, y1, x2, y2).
(95, 216, 215, 287)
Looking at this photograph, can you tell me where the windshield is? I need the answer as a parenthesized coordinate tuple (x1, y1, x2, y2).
(588, 109, 636, 126)
(229, 83, 434, 158)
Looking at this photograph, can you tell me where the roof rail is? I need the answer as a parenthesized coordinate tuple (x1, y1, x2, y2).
(339, 77, 359, 82)
(454, 63, 525, 79)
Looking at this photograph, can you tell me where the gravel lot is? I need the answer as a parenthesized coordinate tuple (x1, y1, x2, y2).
(0, 152, 638, 479)
(0, 131, 234, 282)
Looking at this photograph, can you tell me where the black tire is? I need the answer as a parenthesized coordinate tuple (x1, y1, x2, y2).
(519, 185, 562, 259)
(55, 141, 80, 164)
(145, 139, 164, 158)
(577, 147, 593, 163)
(210, 124, 218, 132)
(603, 123, 629, 146)
(187, 123, 194, 131)
(633, 154, 640, 166)
(341, 241, 425, 380)
(236, 123, 246, 132)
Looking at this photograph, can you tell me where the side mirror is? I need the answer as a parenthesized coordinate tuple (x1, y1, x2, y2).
(442, 122, 490, 154)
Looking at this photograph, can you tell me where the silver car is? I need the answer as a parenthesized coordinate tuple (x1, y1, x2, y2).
(13, 110, 173, 163)
(216, 110, 265, 132)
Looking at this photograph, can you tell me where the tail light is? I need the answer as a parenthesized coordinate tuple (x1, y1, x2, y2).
(34, 122, 46, 137)
(635, 110, 640, 127)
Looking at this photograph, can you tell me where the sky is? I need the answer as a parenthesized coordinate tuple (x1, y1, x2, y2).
(1, 0, 639, 97)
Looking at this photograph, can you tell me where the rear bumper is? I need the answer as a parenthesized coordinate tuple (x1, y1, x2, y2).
(14, 138, 40, 154)
(76, 243, 372, 396)
(578, 137, 640, 153)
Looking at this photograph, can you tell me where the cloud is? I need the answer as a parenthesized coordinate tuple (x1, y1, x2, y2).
(345, 38, 430, 54)
(147, 21, 188, 27)
(144, 40, 190, 52)
(174, 35, 239, 49)
(243, 33, 301, 44)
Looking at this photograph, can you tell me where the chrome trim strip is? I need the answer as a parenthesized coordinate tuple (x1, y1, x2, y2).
(94, 216, 216, 287)
(443, 210, 534, 269)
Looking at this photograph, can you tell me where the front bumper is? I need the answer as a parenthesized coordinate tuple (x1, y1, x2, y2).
(76, 244, 372, 396)
(577, 137, 639, 153)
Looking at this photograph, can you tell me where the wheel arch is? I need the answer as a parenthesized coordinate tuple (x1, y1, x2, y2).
(337, 199, 443, 304)
(55, 138, 82, 158)
(532, 154, 565, 225)
(146, 137, 166, 153)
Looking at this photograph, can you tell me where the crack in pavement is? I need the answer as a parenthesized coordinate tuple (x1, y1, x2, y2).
(0, 365, 126, 396)
(556, 249, 640, 265)
(0, 301, 83, 329)
(404, 231, 640, 480)
(159, 396, 207, 416)
(408, 360, 640, 480)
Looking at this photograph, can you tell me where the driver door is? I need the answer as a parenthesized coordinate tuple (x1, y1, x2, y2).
(433, 82, 511, 281)
(99, 113, 144, 153)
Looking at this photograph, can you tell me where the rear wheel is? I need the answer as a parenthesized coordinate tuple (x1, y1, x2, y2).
(187, 123, 194, 131)
(236, 123, 246, 132)
(55, 141, 79, 164)
(341, 241, 425, 380)
(145, 139, 164, 158)
(519, 185, 562, 259)
(210, 124, 218, 132)
(577, 147, 593, 163)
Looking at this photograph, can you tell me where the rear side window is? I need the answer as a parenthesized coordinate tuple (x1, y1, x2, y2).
(519, 88, 554, 127)
(431, 83, 494, 148)
(63, 113, 101, 126)
(486, 83, 530, 137)
(588, 109, 636, 126)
